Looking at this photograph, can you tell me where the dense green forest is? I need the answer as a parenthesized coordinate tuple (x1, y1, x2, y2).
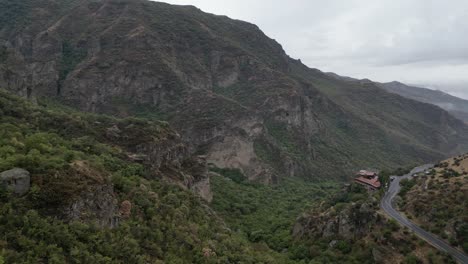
(0, 89, 459, 263)
(210, 170, 336, 253)
(0, 90, 294, 263)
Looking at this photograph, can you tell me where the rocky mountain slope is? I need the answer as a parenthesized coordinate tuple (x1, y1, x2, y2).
(2, 0, 468, 184)
(293, 183, 457, 263)
(378, 81, 468, 123)
(0, 89, 295, 263)
(327, 72, 468, 124)
(397, 154, 468, 254)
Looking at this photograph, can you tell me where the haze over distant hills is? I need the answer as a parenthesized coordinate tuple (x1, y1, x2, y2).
(378, 82, 468, 123)
(326, 72, 468, 123)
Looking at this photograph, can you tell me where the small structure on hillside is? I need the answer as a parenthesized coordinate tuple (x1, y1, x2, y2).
(354, 170, 381, 190)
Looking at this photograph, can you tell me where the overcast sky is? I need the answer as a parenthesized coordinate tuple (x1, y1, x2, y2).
(158, 0, 468, 99)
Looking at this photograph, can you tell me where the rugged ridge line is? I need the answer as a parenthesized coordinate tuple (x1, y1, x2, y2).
(1, 0, 468, 182)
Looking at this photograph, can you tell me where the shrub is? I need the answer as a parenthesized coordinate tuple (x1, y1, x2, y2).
(335, 240, 352, 254)
(210, 167, 246, 183)
(403, 254, 422, 264)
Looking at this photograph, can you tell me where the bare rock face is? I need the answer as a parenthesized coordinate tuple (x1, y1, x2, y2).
(184, 155, 212, 202)
(191, 172, 213, 203)
(2, 0, 468, 185)
(0, 0, 315, 184)
(52, 161, 121, 228)
(0, 168, 31, 196)
(293, 201, 379, 240)
(183, 155, 213, 202)
(65, 184, 120, 228)
(127, 131, 213, 201)
(101, 121, 213, 201)
(119, 200, 132, 219)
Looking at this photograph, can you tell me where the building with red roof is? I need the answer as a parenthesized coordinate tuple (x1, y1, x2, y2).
(354, 170, 381, 190)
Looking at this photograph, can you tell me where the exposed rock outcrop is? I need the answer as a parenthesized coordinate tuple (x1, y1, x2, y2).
(0, 168, 31, 195)
(2, 0, 468, 184)
(101, 121, 213, 201)
(64, 184, 120, 228)
(119, 200, 132, 219)
(53, 161, 120, 228)
(293, 201, 379, 240)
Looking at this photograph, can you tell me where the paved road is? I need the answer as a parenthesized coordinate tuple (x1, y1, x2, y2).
(381, 164, 468, 264)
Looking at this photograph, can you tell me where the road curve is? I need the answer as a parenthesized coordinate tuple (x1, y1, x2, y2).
(380, 164, 468, 264)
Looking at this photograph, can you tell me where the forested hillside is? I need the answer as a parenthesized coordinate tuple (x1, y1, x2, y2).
(2, 0, 468, 262)
(0, 90, 293, 263)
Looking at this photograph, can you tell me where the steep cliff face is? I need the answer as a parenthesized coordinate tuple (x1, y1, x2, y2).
(293, 199, 379, 240)
(102, 118, 212, 200)
(2, 0, 468, 182)
(0, 89, 212, 228)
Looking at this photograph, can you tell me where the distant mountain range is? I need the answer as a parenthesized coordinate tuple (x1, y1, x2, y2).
(378, 82, 468, 123)
(326, 73, 468, 123)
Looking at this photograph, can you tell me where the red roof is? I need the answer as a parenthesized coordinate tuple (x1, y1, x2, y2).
(354, 176, 381, 189)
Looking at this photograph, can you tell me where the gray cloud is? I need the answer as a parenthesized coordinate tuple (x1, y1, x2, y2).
(158, 0, 468, 99)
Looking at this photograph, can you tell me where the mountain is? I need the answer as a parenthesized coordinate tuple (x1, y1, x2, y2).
(1, 0, 468, 185)
(326, 73, 468, 124)
(0, 89, 298, 263)
(377, 81, 468, 123)
(2, 0, 468, 262)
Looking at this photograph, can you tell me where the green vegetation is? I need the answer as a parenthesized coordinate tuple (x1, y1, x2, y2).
(291, 184, 386, 262)
(209, 167, 246, 183)
(0, 0, 79, 32)
(442, 168, 461, 178)
(253, 138, 283, 173)
(109, 97, 168, 121)
(1, 0, 467, 261)
(58, 42, 87, 87)
(0, 46, 7, 62)
(211, 172, 336, 255)
(2, 0, 466, 186)
(2, 184, 274, 263)
(393, 166, 413, 176)
(403, 254, 422, 264)
(265, 119, 304, 159)
(0, 0, 29, 29)
(291, 182, 455, 263)
(399, 155, 468, 253)
(0, 90, 289, 263)
(399, 178, 417, 197)
(0, 71, 460, 263)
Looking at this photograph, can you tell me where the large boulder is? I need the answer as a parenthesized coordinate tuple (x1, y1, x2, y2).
(0, 168, 31, 195)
